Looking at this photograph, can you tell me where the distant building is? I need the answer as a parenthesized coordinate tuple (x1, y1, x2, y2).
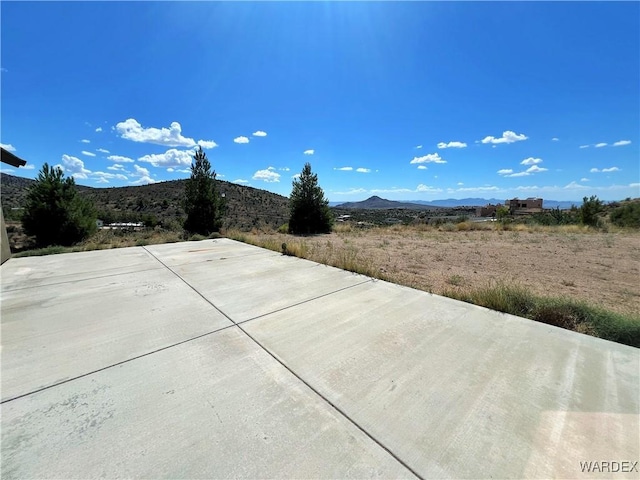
(507, 197, 543, 215)
(476, 203, 502, 217)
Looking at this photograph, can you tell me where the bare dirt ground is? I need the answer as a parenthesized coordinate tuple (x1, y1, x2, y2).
(241, 226, 640, 316)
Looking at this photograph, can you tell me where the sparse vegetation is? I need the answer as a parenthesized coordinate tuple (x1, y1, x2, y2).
(444, 283, 639, 348)
(224, 224, 640, 346)
(609, 200, 640, 228)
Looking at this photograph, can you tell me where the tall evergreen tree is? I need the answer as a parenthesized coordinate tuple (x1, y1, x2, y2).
(184, 146, 222, 235)
(288, 163, 333, 234)
(22, 163, 97, 247)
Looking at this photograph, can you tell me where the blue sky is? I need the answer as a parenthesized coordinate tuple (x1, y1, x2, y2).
(1, 1, 638, 202)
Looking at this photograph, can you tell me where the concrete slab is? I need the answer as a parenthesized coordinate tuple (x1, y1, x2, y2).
(0, 246, 161, 291)
(1, 328, 415, 479)
(149, 245, 371, 322)
(244, 280, 640, 479)
(146, 238, 278, 267)
(1, 267, 233, 402)
(2, 239, 638, 479)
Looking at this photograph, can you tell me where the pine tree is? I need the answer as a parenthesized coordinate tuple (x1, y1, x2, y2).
(184, 146, 222, 235)
(288, 163, 333, 234)
(22, 163, 97, 247)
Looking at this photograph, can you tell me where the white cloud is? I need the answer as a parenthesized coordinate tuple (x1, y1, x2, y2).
(563, 181, 589, 190)
(416, 184, 443, 193)
(457, 182, 464, 186)
(520, 157, 542, 165)
(303, 149, 314, 155)
(0, 143, 16, 152)
(22, 164, 35, 170)
(437, 141, 467, 149)
(107, 155, 134, 163)
(499, 164, 547, 177)
(197, 140, 217, 149)
(480, 130, 528, 144)
(552, 137, 559, 141)
(292, 173, 301, 179)
(415, 145, 423, 149)
(233, 179, 250, 184)
(115, 118, 216, 148)
(252, 131, 267, 137)
(58, 154, 91, 179)
(591, 167, 621, 173)
(417, 165, 428, 170)
(95, 127, 103, 132)
(456, 186, 501, 192)
(333, 188, 367, 195)
(279, 167, 290, 171)
(130, 164, 156, 185)
(613, 140, 631, 147)
(579, 145, 589, 149)
(580, 178, 589, 182)
(81, 139, 90, 144)
(595, 142, 607, 148)
(91, 171, 128, 182)
(253, 168, 281, 183)
(107, 164, 126, 171)
(96, 148, 110, 154)
(334, 167, 353, 171)
(138, 148, 193, 168)
(410, 153, 446, 164)
(81, 150, 96, 157)
(356, 168, 371, 173)
(233, 136, 250, 144)
(95, 177, 109, 184)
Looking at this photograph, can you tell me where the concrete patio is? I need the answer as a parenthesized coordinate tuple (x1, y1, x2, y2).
(1, 239, 638, 479)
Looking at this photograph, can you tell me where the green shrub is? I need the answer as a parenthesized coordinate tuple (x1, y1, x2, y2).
(580, 195, 604, 227)
(609, 202, 640, 228)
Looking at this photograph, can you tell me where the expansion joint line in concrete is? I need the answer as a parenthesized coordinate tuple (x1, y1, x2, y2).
(0, 323, 237, 405)
(142, 246, 424, 480)
(237, 325, 425, 480)
(2, 266, 165, 292)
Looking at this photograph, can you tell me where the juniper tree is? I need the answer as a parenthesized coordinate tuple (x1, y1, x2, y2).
(288, 163, 333, 234)
(22, 163, 97, 246)
(184, 146, 222, 235)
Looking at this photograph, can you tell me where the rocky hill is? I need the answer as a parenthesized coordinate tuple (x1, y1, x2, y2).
(336, 195, 441, 210)
(0, 173, 290, 231)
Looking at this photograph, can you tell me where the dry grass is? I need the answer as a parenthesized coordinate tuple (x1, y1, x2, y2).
(224, 223, 640, 316)
(224, 223, 640, 346)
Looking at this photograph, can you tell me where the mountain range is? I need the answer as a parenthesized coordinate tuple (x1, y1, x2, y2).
(331, 196, 580, 210)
